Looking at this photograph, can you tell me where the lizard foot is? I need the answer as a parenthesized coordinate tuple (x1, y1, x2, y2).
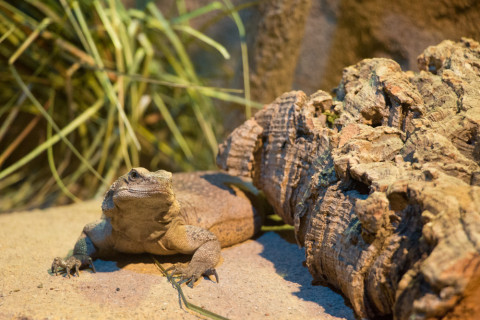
(51, 255, 96, 278)
(166, 263, 219, 287)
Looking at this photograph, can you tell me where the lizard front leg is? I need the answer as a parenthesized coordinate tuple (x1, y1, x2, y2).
(164, 225, 221, 286)
(51, 218, 114, 277)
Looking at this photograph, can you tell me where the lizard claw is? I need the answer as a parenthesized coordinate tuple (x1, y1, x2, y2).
(178, 274, 200, 288)
(165, 263, 219, 287)
(51, 255, 96, 278)
(203, 268, 219, 283)
(51, 257, 64, 276)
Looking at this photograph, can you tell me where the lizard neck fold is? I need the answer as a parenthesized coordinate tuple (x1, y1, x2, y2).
(156, 198, 181, 225)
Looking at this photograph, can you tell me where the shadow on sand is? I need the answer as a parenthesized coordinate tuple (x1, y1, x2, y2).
(256, 231, 355, 320)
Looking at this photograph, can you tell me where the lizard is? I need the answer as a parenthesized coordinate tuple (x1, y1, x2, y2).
(51, 168, 265, 285)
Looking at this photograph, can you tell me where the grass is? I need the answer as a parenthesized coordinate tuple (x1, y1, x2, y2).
(0, 0, 261, 211)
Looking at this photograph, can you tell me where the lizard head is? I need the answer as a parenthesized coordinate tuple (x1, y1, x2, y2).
(102, 167, 177, 219)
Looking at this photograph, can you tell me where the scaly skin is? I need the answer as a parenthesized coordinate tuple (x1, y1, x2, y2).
(52, 168, 264, 285)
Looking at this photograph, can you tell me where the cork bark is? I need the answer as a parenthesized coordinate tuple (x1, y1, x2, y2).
(217, 38, 480, 319)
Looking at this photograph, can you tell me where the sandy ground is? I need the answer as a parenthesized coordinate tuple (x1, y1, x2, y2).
(0, 200, 355, 320)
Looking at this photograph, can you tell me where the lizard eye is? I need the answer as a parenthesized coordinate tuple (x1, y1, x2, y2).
(130, 170, 140, 179)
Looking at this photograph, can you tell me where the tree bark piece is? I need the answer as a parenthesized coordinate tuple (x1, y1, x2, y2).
(217, 38, 480, 319)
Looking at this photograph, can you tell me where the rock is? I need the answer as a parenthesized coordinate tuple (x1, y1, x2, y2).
(217, 38, 480, 319)
(249, 0, 313, 103)
(296, 0, 480, 92)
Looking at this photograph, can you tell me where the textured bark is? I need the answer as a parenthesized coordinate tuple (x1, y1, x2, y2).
(217, 38, 480, 319)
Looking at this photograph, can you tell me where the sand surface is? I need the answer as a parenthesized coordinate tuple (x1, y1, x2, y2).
(0, 200, 355, 319)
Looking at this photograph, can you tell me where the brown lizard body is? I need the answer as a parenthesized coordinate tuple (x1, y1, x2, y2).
(52, 168, 264, 285)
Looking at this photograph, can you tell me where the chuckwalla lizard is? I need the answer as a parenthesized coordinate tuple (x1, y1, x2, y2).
(51, 168, 264, 285)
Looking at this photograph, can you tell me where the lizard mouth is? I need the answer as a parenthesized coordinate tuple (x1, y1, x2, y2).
(127, 188, 169, 194)
(115, 186, 171, 196)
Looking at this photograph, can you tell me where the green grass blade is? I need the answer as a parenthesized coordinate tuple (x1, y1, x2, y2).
(147, 4, 219, 156)
(222, 0, 251, 119)
(0, 109, 41, 167)
(0, 93, 25, 143)
(94, 1, 123, 50)
(97, 144, 124, 198)
(0, 0, 254, 209)
(151, 256, 229, 320)
(198, 87, 262, 108)
(58, 0, 90, 55)
(72, 1, 140, 155)
(135, 33, 153, 108)
(96, 99, 117, 176)
(46, 92, 81, 203)
(152, 92, 193, 159)
(76, 66, 245, 94)
(171, 1, 223, 25)
(0, 171, 26, 191)
(8, 17, 51, 65)
(25, 0, 63, 24)
(0, 23, 15, 44)
(147, 3, 200, 81)
(0, 100, 105, 181)
(96, 0, 139, 167)
(173, 25, 230, 60)
(1, 66, 106, 183)
(63, 115, 108, 192)
(0, 0, 37, 26)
